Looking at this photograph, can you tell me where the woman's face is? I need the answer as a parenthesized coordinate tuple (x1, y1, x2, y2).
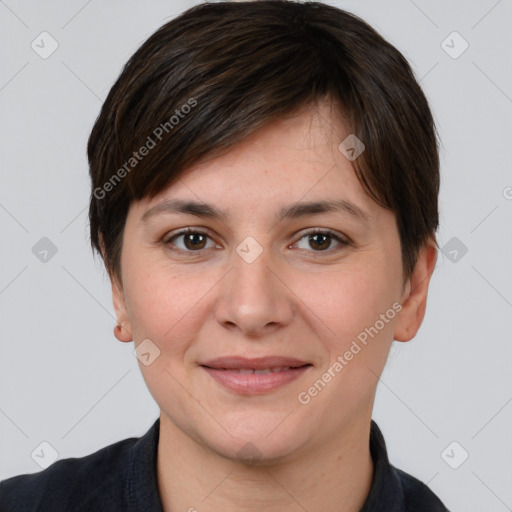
(113, 102, 422, 463)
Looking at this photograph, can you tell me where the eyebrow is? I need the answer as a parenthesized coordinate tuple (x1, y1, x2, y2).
(141, 198, 370, 224)
(142, 199, 228, 223)
(279, 199, 369, 223)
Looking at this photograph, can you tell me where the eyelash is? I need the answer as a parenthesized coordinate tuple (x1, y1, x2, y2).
(163, 227, 350, 255)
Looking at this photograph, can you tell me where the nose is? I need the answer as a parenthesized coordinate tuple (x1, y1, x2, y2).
(214, 244, 294, 337)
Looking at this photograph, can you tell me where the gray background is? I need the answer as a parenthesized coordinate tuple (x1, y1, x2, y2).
(1, 1, 511, 510)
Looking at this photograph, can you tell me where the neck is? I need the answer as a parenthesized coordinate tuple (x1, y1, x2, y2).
(156, 413, 374, 512)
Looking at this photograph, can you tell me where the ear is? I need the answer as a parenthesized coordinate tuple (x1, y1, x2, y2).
(112, 275, 133, 343)
(394, 238, 437, 342)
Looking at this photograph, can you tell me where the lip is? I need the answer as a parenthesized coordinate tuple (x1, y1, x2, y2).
(201, 356, 310, 370)
(200, 356, 312, 396)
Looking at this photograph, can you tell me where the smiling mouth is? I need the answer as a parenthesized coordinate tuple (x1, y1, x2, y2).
(199, 357, 313, 395)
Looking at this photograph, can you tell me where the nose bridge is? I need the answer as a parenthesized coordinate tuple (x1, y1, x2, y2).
(233, 244, 273, 297)
(215, 238, 293, 335)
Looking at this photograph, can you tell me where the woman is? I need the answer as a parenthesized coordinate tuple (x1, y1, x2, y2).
(0, 1, 449, 510)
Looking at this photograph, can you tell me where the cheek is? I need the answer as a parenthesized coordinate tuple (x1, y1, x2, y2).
(292, 261, 400, 351)
(123, 262, 217, 355)
(122, 269, 210, 402)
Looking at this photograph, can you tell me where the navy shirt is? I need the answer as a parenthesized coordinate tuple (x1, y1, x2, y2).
(0, 419, 449, 511)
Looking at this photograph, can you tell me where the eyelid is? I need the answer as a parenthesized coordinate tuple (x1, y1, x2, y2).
(163, 227, 213, 243)
(294, 227, 350, 244)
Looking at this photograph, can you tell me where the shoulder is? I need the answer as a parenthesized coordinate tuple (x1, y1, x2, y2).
(395, 467, 450, 511)
(0, 435, 138, 512)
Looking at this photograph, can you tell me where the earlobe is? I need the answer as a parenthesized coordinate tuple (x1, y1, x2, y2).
(112, 278, 133, 343)
(394, 239, 437, 342)
(114, 322, 132, 343)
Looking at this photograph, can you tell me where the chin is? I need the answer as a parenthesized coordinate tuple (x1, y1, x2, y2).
(200, 417, 309, 466)
(219, 437, 303, 467)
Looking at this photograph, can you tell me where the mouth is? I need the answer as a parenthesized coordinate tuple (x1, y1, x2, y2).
(199, 356, 313, 395)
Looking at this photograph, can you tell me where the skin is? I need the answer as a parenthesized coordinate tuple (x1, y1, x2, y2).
(111, 100, 437, 512)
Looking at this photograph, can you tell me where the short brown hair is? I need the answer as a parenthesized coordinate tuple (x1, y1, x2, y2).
(88, 0, 439, 281)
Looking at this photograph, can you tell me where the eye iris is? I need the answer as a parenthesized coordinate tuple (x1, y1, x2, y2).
(184, 232, 206, 250)
(309, 233, 331, 250)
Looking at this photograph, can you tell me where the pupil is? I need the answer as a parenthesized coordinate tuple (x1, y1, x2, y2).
(310, 233, 330, 250)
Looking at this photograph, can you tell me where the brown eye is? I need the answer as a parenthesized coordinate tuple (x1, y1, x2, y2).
(165, 229, 216, 252)
(308, 233, 332, 251)
(294, 229, 349, 252)
(183, 232, 207, 250)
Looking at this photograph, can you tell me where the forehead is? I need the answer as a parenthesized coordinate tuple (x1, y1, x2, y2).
(131, 101, 382, 223)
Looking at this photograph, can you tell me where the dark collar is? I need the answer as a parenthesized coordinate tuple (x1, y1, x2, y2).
(126, 417, 164, 512)
(360, 420, 406, 511)
(125, 418, 443, 512)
